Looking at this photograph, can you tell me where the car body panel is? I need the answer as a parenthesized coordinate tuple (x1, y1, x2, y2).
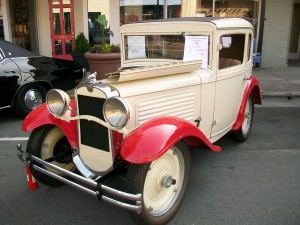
(121, 116, 221, 164)
(0, 58, 20, 107)
(0, 40, 83, 112)
(232, 76, 261, 131)
(22, 101, 78, 148)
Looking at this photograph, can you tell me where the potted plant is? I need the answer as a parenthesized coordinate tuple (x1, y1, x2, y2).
(71, 32, 90, 70)
(84, 15, 121, 80)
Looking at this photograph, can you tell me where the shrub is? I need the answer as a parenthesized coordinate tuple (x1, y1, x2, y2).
(73, 32, 90, 53)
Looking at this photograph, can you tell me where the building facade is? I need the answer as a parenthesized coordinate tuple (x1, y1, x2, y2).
(0, 0, 299, 67)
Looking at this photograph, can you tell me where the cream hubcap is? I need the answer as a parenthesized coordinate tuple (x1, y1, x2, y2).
(41, 127, 75, 173)
(242, 97, 252, 133)
(143, 147, 184, 216)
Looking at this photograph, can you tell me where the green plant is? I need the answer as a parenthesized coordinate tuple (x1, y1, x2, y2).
(90, 15, 120, 54)
(73, 32, 90, 53)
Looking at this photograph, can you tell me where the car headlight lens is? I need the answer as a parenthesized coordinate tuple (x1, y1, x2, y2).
(46, 89, 70, 116)
(103, 97, 130, 129)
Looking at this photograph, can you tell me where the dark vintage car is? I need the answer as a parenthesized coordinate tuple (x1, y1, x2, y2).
(0, 40, 83, 116)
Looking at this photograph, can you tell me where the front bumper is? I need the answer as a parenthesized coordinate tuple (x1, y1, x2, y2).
(17, 144, 142, 214)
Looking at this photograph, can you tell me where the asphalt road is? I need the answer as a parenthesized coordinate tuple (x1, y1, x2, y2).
(0, 99, 299, 225)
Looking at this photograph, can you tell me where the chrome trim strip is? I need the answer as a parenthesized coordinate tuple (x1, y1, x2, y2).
(17, 147, 142, 214)
(57, 114, 130, 134)
(101, 184, 142, 202)
(0, 105, 11, 110)
(33, 165, 97, 197)
(30, 153, 98, 188)
(102, 195, 142, 213)
(73, 154, 98, 180)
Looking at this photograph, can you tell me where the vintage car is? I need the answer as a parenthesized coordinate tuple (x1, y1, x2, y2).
(0, 40, 84, 117)
(18, 18, 262, 225)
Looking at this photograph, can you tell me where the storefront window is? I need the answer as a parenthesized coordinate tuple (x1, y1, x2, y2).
(120, 0, 182, 24)
(120, 0, 260, 49)
(9, 0, 37, 52)
(214, 0, 259, 36)
(88, 0, 109, 45)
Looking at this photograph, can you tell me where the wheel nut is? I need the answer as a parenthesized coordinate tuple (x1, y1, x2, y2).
(162, 175, 173, 188)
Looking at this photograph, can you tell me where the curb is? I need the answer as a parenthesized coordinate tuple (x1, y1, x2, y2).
(262, 91, 300, 98)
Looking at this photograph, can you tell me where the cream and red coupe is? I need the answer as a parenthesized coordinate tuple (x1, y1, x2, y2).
(18, 17, 261, 225)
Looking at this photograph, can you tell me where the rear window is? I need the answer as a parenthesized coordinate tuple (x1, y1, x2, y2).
(0, 40, 37, 58)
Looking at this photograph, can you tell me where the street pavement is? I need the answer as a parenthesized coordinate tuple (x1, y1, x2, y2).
(253, 67, 300, 98)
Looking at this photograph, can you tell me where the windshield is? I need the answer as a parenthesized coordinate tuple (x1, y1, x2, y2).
(124, 34, 210, 68)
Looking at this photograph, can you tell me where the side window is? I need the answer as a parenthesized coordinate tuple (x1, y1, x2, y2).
(219, 34, 245, 69)
(0, 49, 3, 62)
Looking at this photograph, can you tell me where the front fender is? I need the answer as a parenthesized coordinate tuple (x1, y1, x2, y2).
(121, 116, 221, 164)
(232, 76, 262, 131)
(23, 100, 78, 148)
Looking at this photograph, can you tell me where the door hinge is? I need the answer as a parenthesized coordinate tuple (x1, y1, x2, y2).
(212, 120, 217, 126)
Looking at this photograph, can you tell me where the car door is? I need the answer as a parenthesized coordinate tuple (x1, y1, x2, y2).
(0, 53, 20, 108)
(211, 31, 251, 140)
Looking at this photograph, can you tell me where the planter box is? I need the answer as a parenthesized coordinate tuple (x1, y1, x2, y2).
(84, 52, 121, 80)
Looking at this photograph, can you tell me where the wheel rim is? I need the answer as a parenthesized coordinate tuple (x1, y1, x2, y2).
(143, 146, 185, 216)
(242, 97, 252, 134)
(24, 89, 43, 110)
(41, 127, 75, 174)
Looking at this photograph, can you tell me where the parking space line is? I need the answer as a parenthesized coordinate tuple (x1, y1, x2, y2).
(0, 137, 29, 141)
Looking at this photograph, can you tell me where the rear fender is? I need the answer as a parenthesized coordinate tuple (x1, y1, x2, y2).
(22, 100, 78, 148)
(232, 76, 262, 131)
(121, 116, 221, 164)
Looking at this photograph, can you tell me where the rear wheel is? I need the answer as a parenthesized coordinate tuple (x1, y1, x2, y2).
(26, 125, 76, 186)
(232, 93, 254, 142)
(126, 141, 191, 225)
(14, 83, 47, 117)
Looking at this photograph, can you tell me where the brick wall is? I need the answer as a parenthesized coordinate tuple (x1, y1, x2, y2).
(261, 0, 293, 67)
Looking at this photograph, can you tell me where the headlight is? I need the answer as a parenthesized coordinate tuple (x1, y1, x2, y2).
(46, 89, 70, 116)
(103, 97, 130, 129)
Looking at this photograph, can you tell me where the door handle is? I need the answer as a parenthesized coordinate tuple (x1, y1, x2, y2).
(4, 70, 18, 73)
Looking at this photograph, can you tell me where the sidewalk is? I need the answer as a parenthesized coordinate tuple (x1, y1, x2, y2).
(253, 67, 300, 98)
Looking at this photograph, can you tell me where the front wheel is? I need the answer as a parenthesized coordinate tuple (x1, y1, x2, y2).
(126, 141, 191, 225)
(14, 83, 48, 117)
(232, 93, 254, 142)
(26, 125, 76, 186)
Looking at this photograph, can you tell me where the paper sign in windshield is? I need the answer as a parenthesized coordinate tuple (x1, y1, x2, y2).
(183, 36, 208, 68)
(127, 36, 146, 59)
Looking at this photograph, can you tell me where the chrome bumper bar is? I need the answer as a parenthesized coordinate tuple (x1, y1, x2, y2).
(17, 144, 142, 214)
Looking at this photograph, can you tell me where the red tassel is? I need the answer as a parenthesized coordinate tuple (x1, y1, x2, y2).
(25, 165, 39, 190)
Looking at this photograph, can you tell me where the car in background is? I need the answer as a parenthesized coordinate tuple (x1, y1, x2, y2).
(0, 40, 83, 117)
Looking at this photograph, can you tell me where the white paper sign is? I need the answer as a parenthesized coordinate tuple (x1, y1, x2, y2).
(127, 36, 146, 59)
(183, 36, 209, 68)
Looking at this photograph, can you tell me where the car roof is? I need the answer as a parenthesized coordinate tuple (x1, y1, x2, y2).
(135, 17, 253, 29)
(0, 40, 38, 58)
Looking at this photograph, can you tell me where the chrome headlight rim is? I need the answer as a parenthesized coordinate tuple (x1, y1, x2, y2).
(46, 89, 70, 116)
(103, 97, 130, 129)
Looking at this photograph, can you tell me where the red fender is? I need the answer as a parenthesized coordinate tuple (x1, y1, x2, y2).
(121, 116, 221, 164)
(22, 100, 78, 148)
(232, 76, 262, 131)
